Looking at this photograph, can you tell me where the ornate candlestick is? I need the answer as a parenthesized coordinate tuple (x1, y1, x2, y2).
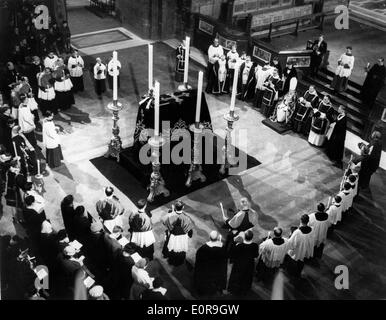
(219, 110, 239, 175)
(185, 122, 206, 187)
(104, 100, 123, 161)
(147, 135, 170, 202)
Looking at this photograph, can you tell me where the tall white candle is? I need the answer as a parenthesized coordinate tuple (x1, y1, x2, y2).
(148, 44, 153, 91)
(13, 142, 18, 157)
(230, 64, 239, 112)
(154, 81, 160, 137)
(195, 71, 203, 123)
(112, 51, 118, 100)
(112, 51, 118, 101)
(37, 159, 40, 175)
(183, 36, 190, 84)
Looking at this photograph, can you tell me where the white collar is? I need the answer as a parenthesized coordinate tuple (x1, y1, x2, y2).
(153, 287, 167, 295)
(206, 241, 223, 248)
(244, 240, 253, 245)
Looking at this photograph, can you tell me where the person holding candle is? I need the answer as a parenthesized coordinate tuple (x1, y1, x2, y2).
(107, 53, 122, 91)
(93, 57, 107, 99)
(11, 125, 35, 176)
(205, 38, 224, 94)
(42, 111, 63, 168)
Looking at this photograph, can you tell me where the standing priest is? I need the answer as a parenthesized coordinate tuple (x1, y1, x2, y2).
(361, 58, 386, 109)
(194, 231, 227, 296)
(162, 201, 194, 266)
(206, 38, 224, 94)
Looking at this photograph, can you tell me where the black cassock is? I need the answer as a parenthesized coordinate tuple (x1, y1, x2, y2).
(361, 64, 386, 108)
(194, 244, 227, 295)
(237, 62, 256, 101)
(325, 114, 347, 162)
(228, 242, 259, 296)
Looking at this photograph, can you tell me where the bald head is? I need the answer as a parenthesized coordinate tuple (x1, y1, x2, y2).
(209, 230, 219, 241)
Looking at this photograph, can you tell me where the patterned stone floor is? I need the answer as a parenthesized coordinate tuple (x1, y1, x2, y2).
(1, 8, 386, 299)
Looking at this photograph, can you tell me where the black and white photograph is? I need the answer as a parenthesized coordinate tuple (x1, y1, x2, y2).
(0, 0, 385, 314)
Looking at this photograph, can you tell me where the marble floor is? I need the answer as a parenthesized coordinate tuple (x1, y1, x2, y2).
(1, 10, 386, 299)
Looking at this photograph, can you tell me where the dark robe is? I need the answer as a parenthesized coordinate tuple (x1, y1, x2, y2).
(194, 243, 227, 296)
(228, 242, 259, 296)
(325, 114, 347, 162)
(282, 67, 297, 95)
(359, 139, 382, 189)
(108, 253, 135, 300)
(23, 207, 46, 243)
(0, 113, 13, 152)
(292, 90, 320, 134)
(361, 64, 386, 108)
(61, 203, 76, 240)
(261, 75, 282, 118)
(72, 212, 93, 243)
(310, 39, 327, 76)
(141, 289, 168, 300)
(238, 62, 256, 101)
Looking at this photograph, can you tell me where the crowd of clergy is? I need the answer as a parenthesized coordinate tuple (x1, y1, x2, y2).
(0, 137, 379, 300)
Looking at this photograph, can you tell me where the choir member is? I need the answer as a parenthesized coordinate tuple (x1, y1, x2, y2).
(228, 230, 259, 296)
(42, 111, 64, 168)
(361, 58, 386, 109)
(206, 38, 224, 93)
(308, 94, 334, 147)
(93, 57, 107, 98)
(327, 195, 343, 226)
(67, 50, 85, 93)
(175, 40, 186, 82)
(227, 45, 240, 92)
(261, 68, 282, 118)
(310, 35, 327, 77)
(292, 85, 319, 135)
(0, 107, 13, 152)
(254, 64, 274, 109)
(103, 225, 124, 268)
(162, 200, 193, 266)
(53, 58, 75, 111)
(72, 205, 93, 243)
(37, 67, 56, 114)
(141, 277, 168, 300)
(96, 186, 124, 221)
(43, 52, 59, 70)
(237, 56, 256, 101)
(24, 182, 45, 214)
(107, 54, 122, 90)
(212, 54, 229, 95)
(325, 105, 347, 167)
(128, 199, 156, 260)
(286, 214, 314, 277)
(194, 231, 227, 296)
(332, 46, 355, 93)
(256, 227, 289, 282)
(308, 203, 331, 258)
(338, 182, 352, 218)
(282, 62, 297, 96)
